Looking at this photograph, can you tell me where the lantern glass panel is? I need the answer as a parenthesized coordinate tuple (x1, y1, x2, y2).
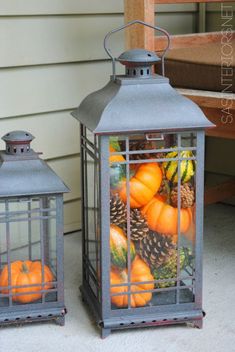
(81, 126, 101, 302)
(0, 196, 58, 307)
(109, 132, 197, 310)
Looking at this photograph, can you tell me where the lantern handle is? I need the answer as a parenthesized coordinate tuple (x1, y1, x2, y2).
(104, 20, 171, 78)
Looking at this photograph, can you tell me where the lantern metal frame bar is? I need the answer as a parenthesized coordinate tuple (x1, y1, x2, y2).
(40, 197, 46, 304)
(125, 136, 132, 309)
(80, 126, 102, 304)
(176, 133, 182, 305)
(99, 134, 111, 320)
(28, 200, 32, 261)
(194, 131, 205, 309)
(109, 274, 195, 288)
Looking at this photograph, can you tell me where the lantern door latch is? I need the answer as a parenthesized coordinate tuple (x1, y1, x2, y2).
(146, 133, 164, 141)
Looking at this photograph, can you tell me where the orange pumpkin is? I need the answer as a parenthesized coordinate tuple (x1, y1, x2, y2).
(142, 195, 192, 236)
(110, 256, 154, 308)
(0, 260, 53, 303)
(119, 162, 162, 208)
(109, 146, 125, 163)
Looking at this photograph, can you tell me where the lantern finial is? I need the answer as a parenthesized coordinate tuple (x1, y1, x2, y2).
(2, 130, 34, 155)
(117, 49, 160, 78)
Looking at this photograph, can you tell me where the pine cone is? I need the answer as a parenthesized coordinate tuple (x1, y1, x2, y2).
(139, 231, 176, 268)
(170, 183, 195, 208)
(122, 209, 149, 241)
(130, 209, 149, 241)
(110, 193, 127, 225)
(129, 140, 165, 161)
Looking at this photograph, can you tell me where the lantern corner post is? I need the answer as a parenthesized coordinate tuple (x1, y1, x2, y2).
(56, 194, 65, 306)
(194, 130, 206, 312)
(99, 135, 111, 324)
(79, 123, 86, 290)
(101, 327, 111, 339)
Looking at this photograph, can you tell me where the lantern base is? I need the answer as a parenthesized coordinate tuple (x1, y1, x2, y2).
(0, 306, 67, 327)
(80, 283, 204, 338)
(101, 314, 203, 337)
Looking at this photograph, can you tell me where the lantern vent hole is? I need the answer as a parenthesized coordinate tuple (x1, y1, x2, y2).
(125, 66, 152, 78)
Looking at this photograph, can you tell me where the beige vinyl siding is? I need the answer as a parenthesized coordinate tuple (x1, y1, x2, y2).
(0, 1, 198, 233)
(0, 1, 123, 15)
(0, 16, 124, 67)
(0, 62, 113, 118)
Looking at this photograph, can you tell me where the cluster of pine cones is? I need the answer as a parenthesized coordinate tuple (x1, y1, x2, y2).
(110, 193, 176, 269)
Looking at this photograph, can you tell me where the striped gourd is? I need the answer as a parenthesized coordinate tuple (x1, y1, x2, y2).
(162, 150, 195, 184)
(110, 224, 136, 269)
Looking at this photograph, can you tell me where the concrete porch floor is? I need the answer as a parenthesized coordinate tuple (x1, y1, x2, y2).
(1, 203, 235, 352)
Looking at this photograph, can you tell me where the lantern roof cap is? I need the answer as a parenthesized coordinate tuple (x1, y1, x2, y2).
(0, 157, 70, 198)
(2, 130, 34, 143)
(0, 131, 69, 198)
(71, 76, 215, 134)
(118, 49, 161, 66)
(72, 21, 215, 134)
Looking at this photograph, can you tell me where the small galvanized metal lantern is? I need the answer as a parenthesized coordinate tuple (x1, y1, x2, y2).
(72, 21, 214, 337)
(0, 131, 69, 326)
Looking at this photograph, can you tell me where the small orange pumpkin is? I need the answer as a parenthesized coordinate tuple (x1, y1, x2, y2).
(142, 195, 192, 236)
(119, 162, 162, 208)
(110, 256, 154, 308)
(0, 260, 53, 303)
(109, 146, 126, 163)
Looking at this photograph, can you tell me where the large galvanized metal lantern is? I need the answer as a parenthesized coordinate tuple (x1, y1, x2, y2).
(72, 21, 214, 337)
(0, 131, 69, 326)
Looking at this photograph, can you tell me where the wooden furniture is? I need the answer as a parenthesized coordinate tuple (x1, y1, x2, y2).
(124, 0, 235, 204)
